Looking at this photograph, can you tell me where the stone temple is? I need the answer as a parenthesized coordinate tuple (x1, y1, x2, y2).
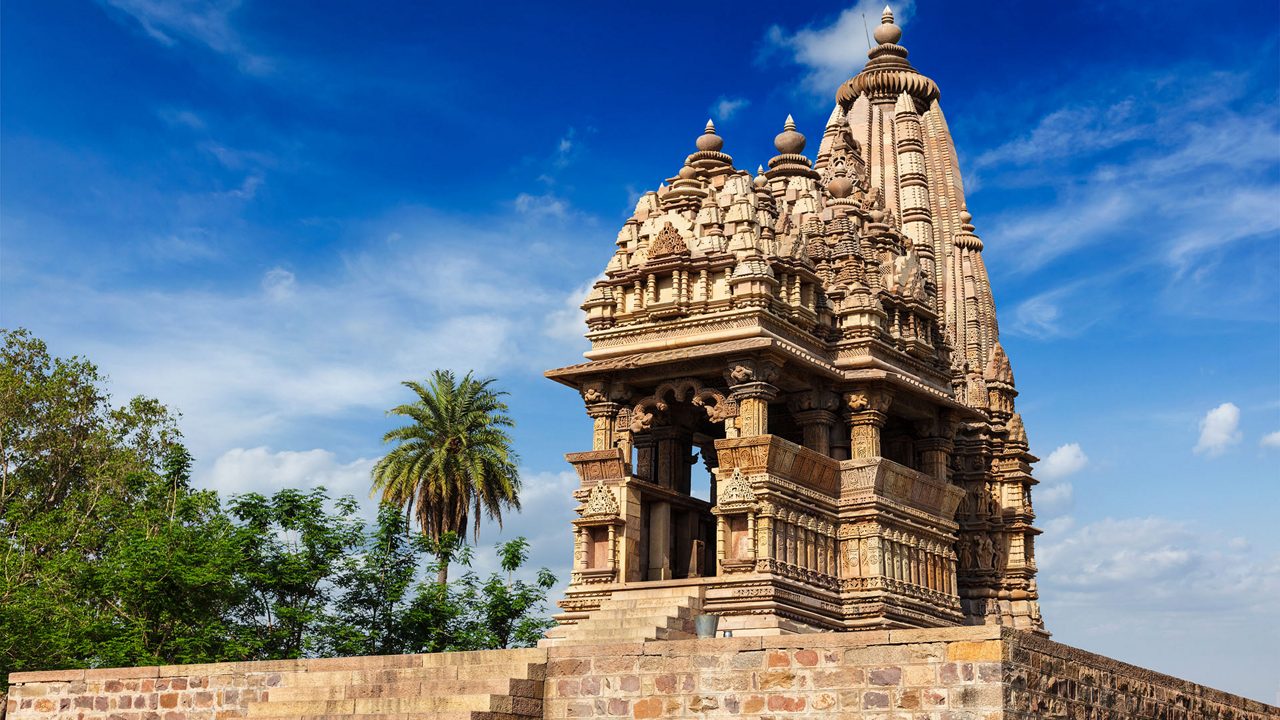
(7, 8, 1276, 720)
(544, 6, 1040, 641)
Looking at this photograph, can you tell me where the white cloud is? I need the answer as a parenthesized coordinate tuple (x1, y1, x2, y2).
(1261, 430, 1280, 449)
(204, 446, 376, 502)
(763, 1, 915, 98)
(261, 267, 296, 301)
(101, 0, 271, 74)
(1194, 402, 1242, 457)
(514, 192, 570, 219)
(11, 203, 598, 465)
(1039, 515, 1280, 614)
(553, 128, 579, 169)
(711, 96, 750, 122)
(1039, 443, 1089, 481)
(1034, 443, 1087, 515)
(544, 275, 600, 350)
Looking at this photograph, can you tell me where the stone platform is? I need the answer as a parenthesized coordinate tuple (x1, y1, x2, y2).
(8, 625, 1276, 719)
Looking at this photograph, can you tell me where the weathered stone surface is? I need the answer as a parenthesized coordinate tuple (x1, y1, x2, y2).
(13, 627, 1272, 719)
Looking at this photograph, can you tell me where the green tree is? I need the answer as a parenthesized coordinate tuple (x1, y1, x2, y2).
(323, 503, 426, 657)
(370, 370, 521, 582)
(228, 487, 365, 660)
(84, 444, 247, 667)
(398, 536, 554, 653)
(0, 329, 244, 678)
(451, 537, 557, 649)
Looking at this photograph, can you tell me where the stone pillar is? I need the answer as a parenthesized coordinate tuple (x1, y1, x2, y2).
(794, 409, 837, 456)
(633, 434, 656, 483)
(830, 422, 851, 461)
(725, 358, 781, 438)
(844, 387, 894, 458)
(731, 382, 778, 437)
(647, 500, 672, 580)
(756, 511, 774, 564)
(918, 437, 953, 482)
(916, 413, 957, 482)
(586, 401, 621, 451)
(652, 426, 681, 490)
(789, 390, 840, 457)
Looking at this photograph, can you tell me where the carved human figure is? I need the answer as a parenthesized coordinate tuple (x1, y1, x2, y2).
(975, 534, 994, 570)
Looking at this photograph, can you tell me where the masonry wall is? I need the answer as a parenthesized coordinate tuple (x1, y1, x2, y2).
(7, 627, 1276, 720)
(1004, 631, 1275, 720)
(542, 625, 1007, 719)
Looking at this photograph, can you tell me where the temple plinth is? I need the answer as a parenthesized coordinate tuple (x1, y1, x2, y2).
(544, 6, 1044, 641)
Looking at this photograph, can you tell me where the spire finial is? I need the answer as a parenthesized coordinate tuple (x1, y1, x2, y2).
(874, 5, 903, 45)
(695, 118, 724, 152)
(774, 115, 806, 154)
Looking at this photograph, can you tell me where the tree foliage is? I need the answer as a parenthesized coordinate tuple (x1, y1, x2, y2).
(1, 329, 245, 673)
(0, 329, 553, 687)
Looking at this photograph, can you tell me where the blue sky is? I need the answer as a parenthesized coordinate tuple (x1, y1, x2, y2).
(3, 0, 1278, 702)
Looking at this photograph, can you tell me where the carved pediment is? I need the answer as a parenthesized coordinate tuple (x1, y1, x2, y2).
(718, 468, 757, 507)
(582, 479, 621, 518)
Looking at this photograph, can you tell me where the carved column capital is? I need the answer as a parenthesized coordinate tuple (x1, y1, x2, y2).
(844, 386, 894, 416)
(729, 381, 779, 403)
(723, 357, 782, 388)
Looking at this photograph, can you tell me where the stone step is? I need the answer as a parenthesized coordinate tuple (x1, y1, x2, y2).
(247, 691, 542, 717)
(597, 586, 702, 600)
(249, 707, 535, 712)
(595, 601, 698, 612)
(584, 608, 697, 622)
(418, 648, 545, 667)
(573, 612, 694, 626)
(268, 677, 542, 703)
(596, 589, 701, 599)
(553, 625, 694, 642)
(279, 662, 544, 687)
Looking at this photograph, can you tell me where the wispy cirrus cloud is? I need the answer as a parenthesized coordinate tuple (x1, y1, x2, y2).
(100, 0, 271, 74)
(980, 67, 1280, 339)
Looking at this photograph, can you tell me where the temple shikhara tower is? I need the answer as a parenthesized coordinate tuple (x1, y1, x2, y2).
(545, 7, 1043, 641)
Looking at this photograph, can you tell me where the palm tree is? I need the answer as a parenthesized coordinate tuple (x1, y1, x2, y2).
(371, 370, 521, 583)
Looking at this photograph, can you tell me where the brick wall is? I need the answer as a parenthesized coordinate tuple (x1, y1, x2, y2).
(7, 626, 1276, 719)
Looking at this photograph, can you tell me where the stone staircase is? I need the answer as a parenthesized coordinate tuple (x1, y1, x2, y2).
(245, 648, 545, 719)
(541, 587, 702, 646)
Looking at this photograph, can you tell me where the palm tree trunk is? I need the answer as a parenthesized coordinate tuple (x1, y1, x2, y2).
(436, 562, 449, 585)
